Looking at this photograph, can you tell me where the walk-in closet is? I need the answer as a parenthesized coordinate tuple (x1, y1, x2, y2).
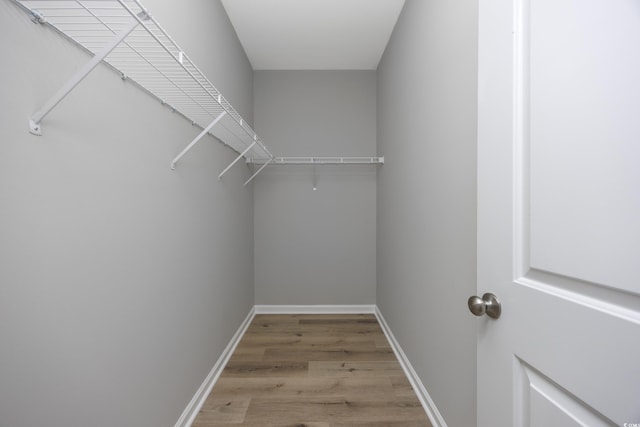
(2, 1, 637, 426)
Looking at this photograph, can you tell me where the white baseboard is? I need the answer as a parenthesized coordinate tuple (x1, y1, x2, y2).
(374, 306, 447, 427)
(174, 307, 256, 427)
(254, 304, 376, 314)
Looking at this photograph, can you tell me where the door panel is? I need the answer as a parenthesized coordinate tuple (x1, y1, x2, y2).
(518, 360, 612, 427)
(512, 284, 639, 424)
(477, 0, 640, 425)
(528, 0, 640, 293)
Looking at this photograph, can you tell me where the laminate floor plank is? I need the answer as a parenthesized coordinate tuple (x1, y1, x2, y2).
(210, 376, 395, 400)
(242, 397, 427, 424)
(390, 375, 421, 399)
(192, 314, 432, 426)
(239, 335, 377, 348)
(262, 348, 395, 362)
(226, 347, 266, 362)
(192, 398, 250, 426)
(307, 361, 405, 377)
(197, 423, 330, 427)
(221, 360, 309, 378)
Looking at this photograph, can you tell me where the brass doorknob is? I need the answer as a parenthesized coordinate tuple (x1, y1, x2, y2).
(468, 293, 501, 319)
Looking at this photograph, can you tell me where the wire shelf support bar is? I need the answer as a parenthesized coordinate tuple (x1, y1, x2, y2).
(244, 158, 273, 186)
(218, 141, 257, 180)
(171, 111, 226, 170)
(28, 11, 149, 135)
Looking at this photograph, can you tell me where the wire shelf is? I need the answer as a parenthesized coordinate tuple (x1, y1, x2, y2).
(15, 0, 273, 163)
(250, 157, 385, 165)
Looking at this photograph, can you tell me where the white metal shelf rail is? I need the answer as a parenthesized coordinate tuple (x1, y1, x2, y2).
(252, 157, 385, 165)
(13, 0, 274, 179)
(243, 156, 384, 186)
(14, 0, 384, 185)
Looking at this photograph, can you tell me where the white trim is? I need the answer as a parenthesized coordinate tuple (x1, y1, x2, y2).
(174, 307, 256, 427)
(374, 307, 448, 427)
(254, 304, 376, 314)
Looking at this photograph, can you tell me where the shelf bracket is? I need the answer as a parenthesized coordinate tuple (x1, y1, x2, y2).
(171, 111, 227, 169)
(218, 141, 257, 180)
(28, 12, 149, 135)
(244, 157, 273, 186)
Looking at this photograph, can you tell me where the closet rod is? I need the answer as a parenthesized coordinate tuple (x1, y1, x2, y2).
(248, 157, 385, 165)
(241, 156, 384, 185)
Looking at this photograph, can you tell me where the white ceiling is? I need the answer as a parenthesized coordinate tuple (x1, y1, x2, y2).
(220, 0, 406, 70)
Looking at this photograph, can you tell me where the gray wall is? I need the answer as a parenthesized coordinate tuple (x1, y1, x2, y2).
(376, 1, 478, 426)
(253, 71, 377, 305)
(0, 1, 254, 426)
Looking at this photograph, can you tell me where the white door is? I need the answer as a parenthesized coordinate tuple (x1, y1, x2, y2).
(476, 0, 640, 426)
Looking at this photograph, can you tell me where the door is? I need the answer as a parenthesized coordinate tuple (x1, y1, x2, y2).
(476, 0, 640, 426)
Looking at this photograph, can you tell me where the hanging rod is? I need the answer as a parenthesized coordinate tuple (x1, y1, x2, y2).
(240, 156, 384, 186)
(248, 157, 385, 165)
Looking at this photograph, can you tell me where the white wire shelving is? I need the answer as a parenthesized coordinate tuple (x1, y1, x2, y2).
(13, 0, 274, 175)
(242, 156, 385, 186)
(251, 157, 385, 165)
(13, 0, 383, 185)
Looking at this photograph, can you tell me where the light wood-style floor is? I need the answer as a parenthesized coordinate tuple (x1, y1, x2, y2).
(192, 314, 432, 427)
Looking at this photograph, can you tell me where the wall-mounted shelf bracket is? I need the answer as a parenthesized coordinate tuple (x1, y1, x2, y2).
(30, 9, 46, 24)
(28, 11, 149, 135)
(171, 111, 227, 169)
(244, 158, 273, 186)
(218, 140, 258, 180)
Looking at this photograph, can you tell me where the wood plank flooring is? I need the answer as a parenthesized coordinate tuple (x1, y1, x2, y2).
(192, 314, 432, 427)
